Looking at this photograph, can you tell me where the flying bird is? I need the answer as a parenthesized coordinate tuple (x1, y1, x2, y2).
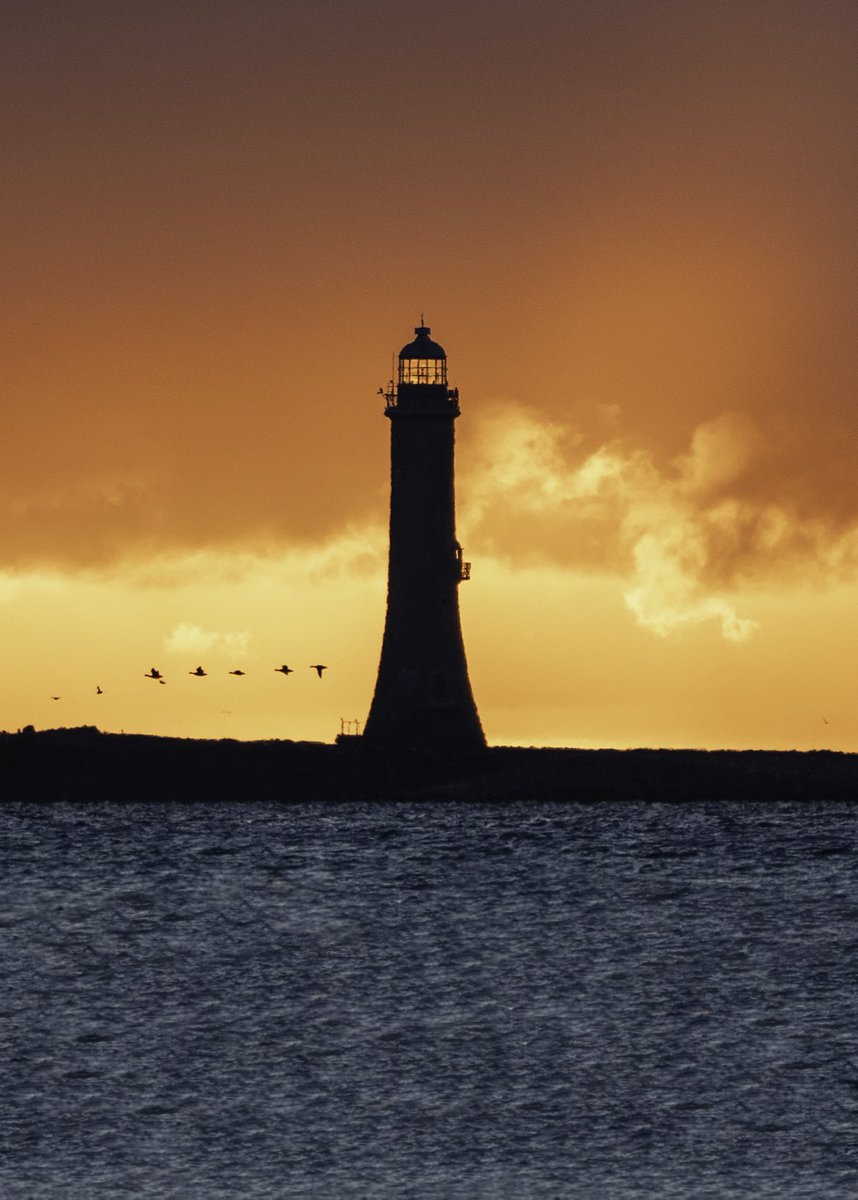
(190, 666, 207, 677)
(228, 669, 246, 676)
(275, 665, 293, 675)
(96, 686, 103, 695)
(50, 695, 61, 701)
(310, 664, 328, 678)
(144, 668, 164, 681)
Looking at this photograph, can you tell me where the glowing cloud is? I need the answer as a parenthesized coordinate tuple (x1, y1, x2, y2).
(623, 534, 758, 642)
(164, 623, 250, 657)
(461, 406, 782, 641)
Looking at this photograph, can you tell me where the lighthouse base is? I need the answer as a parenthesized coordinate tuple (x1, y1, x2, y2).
(363, 667, 485, 749)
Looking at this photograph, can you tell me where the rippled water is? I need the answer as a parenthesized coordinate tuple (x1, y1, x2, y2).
(2, 799, 858, 1198)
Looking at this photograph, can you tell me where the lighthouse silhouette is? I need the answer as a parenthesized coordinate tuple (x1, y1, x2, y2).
(363, 323, 485, 748)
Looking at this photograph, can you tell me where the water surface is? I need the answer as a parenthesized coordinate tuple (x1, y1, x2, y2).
(2, 799, 857, 1197)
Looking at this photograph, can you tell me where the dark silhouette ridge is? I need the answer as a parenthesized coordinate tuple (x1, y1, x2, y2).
(3, 726, 858, 803)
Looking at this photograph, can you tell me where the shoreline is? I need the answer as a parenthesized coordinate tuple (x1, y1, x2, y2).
(3, 726, 858, 802)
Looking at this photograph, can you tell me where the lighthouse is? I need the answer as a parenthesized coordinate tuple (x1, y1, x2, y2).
(363, 324, 485, 748)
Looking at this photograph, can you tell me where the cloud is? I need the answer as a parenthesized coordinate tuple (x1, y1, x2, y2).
(164, 623, 250, 657)
(128, 525, 385, 590)
(5, 473, 152, 519)
(461, 404, 858, 641)
(623, 533, 758, 643)
(675, 413, 760, 496)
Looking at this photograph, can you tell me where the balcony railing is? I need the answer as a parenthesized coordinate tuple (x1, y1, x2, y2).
(381, 385, 460, 413)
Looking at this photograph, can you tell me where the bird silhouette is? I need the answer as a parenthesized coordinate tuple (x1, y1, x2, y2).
(50, 695, 61, 701)
(310, 664, 328, 678)
(228, 669, 246, 676)
(96, 686, 103, 695)
(144, 668, 164, 681)
(190, 665, 207, 677)
(275, 665, 293, 675)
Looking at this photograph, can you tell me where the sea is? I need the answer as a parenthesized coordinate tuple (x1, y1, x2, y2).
(2, 798, 858, 1199)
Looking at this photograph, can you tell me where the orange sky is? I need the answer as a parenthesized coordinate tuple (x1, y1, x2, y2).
(3, 1, 858, 748)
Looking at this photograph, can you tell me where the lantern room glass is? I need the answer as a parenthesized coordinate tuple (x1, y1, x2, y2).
(398, 358, 447, 385)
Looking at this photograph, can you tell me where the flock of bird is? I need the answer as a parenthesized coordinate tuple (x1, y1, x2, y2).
(48, 664, 328, 699)
(143, 664, 328, 684)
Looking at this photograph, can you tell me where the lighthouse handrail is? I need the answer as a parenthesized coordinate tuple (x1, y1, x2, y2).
(381, 384, 459, 413)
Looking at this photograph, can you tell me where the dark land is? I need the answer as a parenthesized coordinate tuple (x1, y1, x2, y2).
(3, 726, 858, 802)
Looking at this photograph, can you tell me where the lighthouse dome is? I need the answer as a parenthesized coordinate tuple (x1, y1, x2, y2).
(399, 324, 446, 360)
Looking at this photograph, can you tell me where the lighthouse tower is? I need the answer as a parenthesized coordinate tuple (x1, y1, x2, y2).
(363, 324, 485, 748)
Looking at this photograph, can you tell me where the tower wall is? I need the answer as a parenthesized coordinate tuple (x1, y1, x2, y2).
(364, 377, 485, 748)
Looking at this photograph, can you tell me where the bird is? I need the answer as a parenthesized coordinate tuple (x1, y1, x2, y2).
(310, 664, 328, 678)
(190, 666, 207, 677)
(96, 686, 103, 695)
(228, 669, 246, 676)
(275, 665, 293, 675)
(50, 695, 61, 701)
(144, 668, 164, 681)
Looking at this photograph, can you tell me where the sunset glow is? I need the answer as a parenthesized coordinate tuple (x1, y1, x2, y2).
(4, 1, 858, 748)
